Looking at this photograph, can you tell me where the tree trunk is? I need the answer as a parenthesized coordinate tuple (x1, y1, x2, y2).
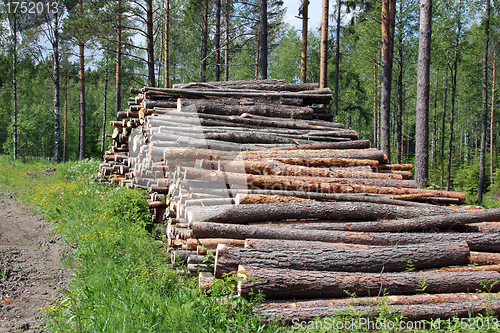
(101, 70, 109, 157)
(440, 70, 448, 188)
(53, 12, 61, 163)
(478, 0, 490, 202)
(238, 265, 500, 299)
(447, 24, 461, 191)
(414, 0, 432, 188)
(164, 0, 169, 87)
(63, 63, 68, 162)
(396, 28, 403, 164)
(215, 0, 221, 81)
(258, 0, 267, 79)
(491, 42, 497, 185)
(214, 241, 469, 277)
(224, 0, 230, 81)
(147, 0, 155, 87)
(373, 58, 378, 149)
(380, 0, 395, 162)
(300, 0, 308, 83)
(12, 16, 17, 160)
(116, 0, 122, 119)
(186, 201, 455, 224)
(333, 0, 341, 118)
(78, 41, 86, 160)
(431, 68, 439, 167)
(191, 222, 500, 252)
(258, 293, 500, 322)
(319, 0, 328, 88)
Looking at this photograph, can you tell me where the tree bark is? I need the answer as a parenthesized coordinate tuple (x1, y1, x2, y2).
(280, 207, 500, 232)
(270, 140, 370, 150)
(12, 16, 18, 159)
(53, 11, 61, 163)
(478, 0, 490, 202)
(440, 70, 448, 189)
(238, 265, 500, 299)
(186, 238, 245, 250)
(333, 0, 341, 118)
(258, 0, 267, 79)
(101, 69, 108, 157)
(380, 0, 395, 162)
(146, 0, 155, 87)
(470, 251, 500, 266)
(200, 0, 208, 82)
(300, 0, 308, 83)
(224, 0, 229, 80)
(415, 0, 432, 188)
(239, 159, 402, 179)
(214, 241, 469, 278)
(235, 193, 313, 205)
(164, 0, 169, 87)
(191, 222, 500, 252)
(373, 58, 378, 149)
(179, 99, 314, 119)
(258, 293, 500, 323)
(447, 18, 461, 191)
(78, 41, 86, 160)
(396, 26, 403, 164)
(319, 0, 328, 88)
(116, 0, 122, 119)
(491, 42, 497, 185)
(215, 0, 221, 81)
(186, 201, 454, 224)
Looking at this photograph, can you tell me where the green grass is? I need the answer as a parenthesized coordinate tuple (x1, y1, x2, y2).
(0, 156, 280, 332)
(1, 155, 499, 333)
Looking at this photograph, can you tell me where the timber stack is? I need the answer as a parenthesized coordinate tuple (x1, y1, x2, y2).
(98, 79, 500, 324)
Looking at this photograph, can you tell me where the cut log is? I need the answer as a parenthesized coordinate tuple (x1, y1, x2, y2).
(235, 194, 314, 204)
(153, 108, 341, 130)
(241, 150, 384, 162)
(375, 164, 414, 171)
(143, 86, 332, 104)
(214, 242, 469, 278)
(178, 99, 315, 119)
(470, 251, 500, 265)
(187, 188, 441, 207)
(270, 140, 371, 150)
(429, 264, 500, 273)
(191, 222, 500, 252)
(258, 293, 500, 322)
(186, 238, 246, 250)
(173, 79, 320, 92)
(238, 265, 500, 299)
(278, 207, 500, 232)
(186, 201, 454, 224)
(199, 271, 214, 291)
(238, 159, 403, 180)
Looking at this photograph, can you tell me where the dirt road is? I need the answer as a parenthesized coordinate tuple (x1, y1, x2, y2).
(0, 192, 70, 333)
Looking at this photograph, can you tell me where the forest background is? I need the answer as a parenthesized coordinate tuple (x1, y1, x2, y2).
(0, 0, 499, 205)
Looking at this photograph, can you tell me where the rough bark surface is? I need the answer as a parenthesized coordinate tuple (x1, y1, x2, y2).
(186, 201, 454, 224)
(214, 242, 469, 278)
(238, 265, 500, 299)
(191, 222, 500, 252)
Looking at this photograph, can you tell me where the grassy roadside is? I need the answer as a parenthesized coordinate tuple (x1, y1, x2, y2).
(0, 157, 280, 332)
(0, 156, 498, 332)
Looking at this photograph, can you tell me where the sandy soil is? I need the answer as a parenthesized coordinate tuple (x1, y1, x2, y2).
(0, 192, 70, 333)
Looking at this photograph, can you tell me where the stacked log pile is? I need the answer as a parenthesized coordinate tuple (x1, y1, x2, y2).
(98, 79, 500, 324)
